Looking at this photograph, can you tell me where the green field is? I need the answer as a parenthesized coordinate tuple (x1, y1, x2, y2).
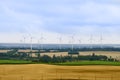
(0, 60, 32, 64)
(55, 61, 120, 66)
(0, 60, 120, 66)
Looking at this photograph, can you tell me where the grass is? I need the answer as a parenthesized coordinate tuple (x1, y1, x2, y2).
(0, 60, 120, 66)
(0, 60, 32, 64)
(54, 61, 120, 66)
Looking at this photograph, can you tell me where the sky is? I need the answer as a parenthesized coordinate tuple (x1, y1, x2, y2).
(0, 0, 120, 44)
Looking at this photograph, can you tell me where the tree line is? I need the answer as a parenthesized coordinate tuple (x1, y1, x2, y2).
(0, 49, 117, 63)
(32, 53, 116, 63)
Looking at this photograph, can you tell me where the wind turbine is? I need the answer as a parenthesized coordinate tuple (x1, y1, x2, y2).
(30, 36, 33, 51)
(39, 33, 45, 50)
(71, 35, 75, 51)
(78, 39, 81, 49)
(28, 34, 34, 58)
(100, 34, 103, 48)
(57, 36, 62, 50)
(29, 34, 34, 51)
(89, 35, 93, 48)
(20, 39, 23, 48)
(23, 36, 26, 49)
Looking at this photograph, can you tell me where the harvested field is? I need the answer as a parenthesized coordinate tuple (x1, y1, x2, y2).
(18, 49, 38, 53)
(40, 51, 120, 60)
(0, 50, 11, 53)
(40, 52, 68, 57)
(80, 51, 120, 60)
(0, 64, 120, 80)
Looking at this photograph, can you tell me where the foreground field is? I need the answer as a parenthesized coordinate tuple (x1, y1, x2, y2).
(1, 60, 120, 66)
(56, 61, 120, 66)
(0, 64, 120, 80)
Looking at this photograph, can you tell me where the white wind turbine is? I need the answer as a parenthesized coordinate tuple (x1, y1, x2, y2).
(89, 35, 93, 48)
(100, 34, 103, 48)
(23, 36, 26, 49)
(20, 37, 24, 49)
(29, 34, 34, 51)
(78, 39, 81, 49)
(39, 33, 45, 50)
(30, 36, 33, 51)
(57, 35, 62, 50)
(28, 34, 34, 58)
(71, 35, 75, 51)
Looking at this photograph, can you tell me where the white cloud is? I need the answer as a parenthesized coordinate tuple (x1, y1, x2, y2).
(0, 0, 120, 44)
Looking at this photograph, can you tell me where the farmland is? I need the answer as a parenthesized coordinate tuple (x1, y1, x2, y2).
(55, 61, 120, 66)
(1, 50, 120, 59)
(0, 60, 32, 64)
(0, 64, 120, 80)
(40, 51, 120, 60)
(80, 51, 120, 60)
(0, 50, 120, 80)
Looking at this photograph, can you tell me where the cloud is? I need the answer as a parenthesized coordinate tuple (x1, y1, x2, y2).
(0, 0, 120, 43)
(0, 1, 44, 33)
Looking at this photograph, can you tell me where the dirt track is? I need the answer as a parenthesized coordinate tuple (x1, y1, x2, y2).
(0, 64, 120, 80)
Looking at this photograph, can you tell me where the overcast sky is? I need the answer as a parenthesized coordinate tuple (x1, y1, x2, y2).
(0, 0, 120, 44)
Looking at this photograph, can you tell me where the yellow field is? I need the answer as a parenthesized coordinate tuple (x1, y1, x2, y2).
(0, 64, 120, 80)
(80, 51, 120, 60)
(40, 52, 68, 57)
(18, 49, 38, 53)
(0, 50, 11, 53)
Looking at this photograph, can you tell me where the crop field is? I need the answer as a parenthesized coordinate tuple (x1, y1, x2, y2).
(0, 50, 11, 53)
(1, 49, 120, 60)
(40, 52, 68, 57)
(80, 51, 120, 58)
(0, 64, 120, 80)
(55, 61, 120, 66)
(40, 51, 120, 60)
(0, 50, 120, 80)
(80, 51, 120, 60)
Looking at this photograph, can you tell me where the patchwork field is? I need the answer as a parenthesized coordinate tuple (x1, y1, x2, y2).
(0, 64, 120, 80)
(0, 50, 120, 80)
(80, 51, 120, 60)
(1, 49, 120, 60)
(40, 51, 120, 60)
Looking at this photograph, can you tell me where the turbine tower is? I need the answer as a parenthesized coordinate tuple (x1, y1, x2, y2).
(29, 35, 34, 58)
(57, 36, 62, 50)
(59, 37, 62, 50)
(23, 36, 26, 49)
(30, 36, 33, 51)
(40, 34, 45, 50)
(89, 35, 93, 48)
(29, 33, 34, 51)
(78, 39, 81, 49)
(71, 35, 74, 51)
(100, 34, 103, 48)
(20, 39, 23, 49)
